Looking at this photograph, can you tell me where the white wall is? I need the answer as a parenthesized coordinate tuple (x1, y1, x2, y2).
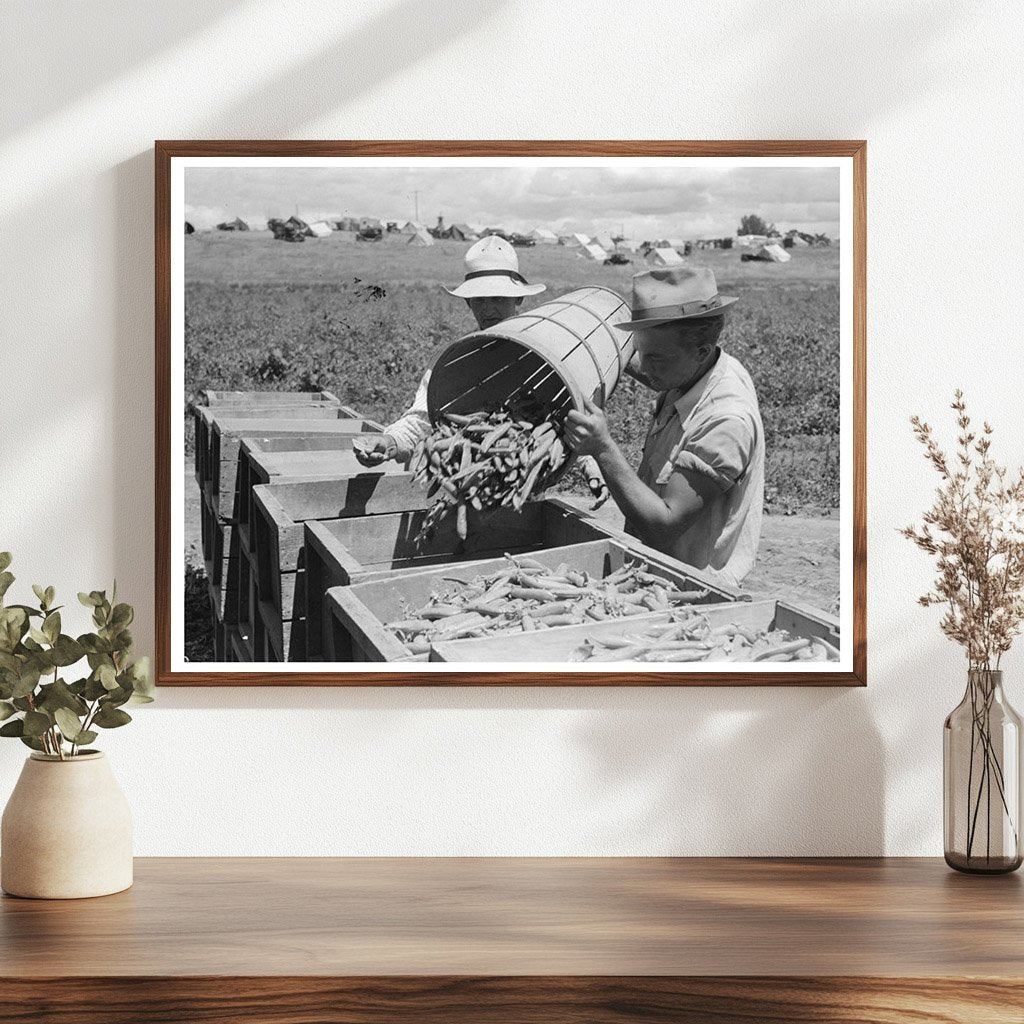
(2, 0, 1023, 855)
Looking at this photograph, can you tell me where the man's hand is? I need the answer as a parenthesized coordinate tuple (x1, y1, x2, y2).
(579, 455, 609, 509)
(564, 397, 614, 457)
(353, 434, 398, 467)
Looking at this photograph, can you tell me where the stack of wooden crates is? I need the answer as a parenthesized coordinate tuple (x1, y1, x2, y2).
(191, 390, 841, 665)
(192, 389, 395, 661)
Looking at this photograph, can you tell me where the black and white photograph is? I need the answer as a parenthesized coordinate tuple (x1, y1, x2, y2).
(161, 146, 861, 682)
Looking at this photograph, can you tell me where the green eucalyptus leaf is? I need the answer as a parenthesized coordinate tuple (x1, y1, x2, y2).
(78, 592, 99, 608)
(74, 730, 98, 746)
(44, 586, 55, 608)
(28, 627, 49, 646)
(37, 679, 88, 717)
(9, 604, 43, 619)
(50, 635, 86, 667)
(19, 735, 45, 752)
(53, 707, 84, 741)
(12, 697, 33, 712)
(0, 606, 27, 651)
(78, 634, 111, 655)
(128, 656, 153, 693)
(31, 584, 47, 608)
(0, 700, 15, 721)
(22, 710, 51, 738)
(12, 665, 41, 699)
(83, 675, 108, 701)
(98, 664, 118, 690)
(110, 603, 134, 630)
(42, 611, 60, 644)
(0, 572, 14, 602)
(104, 685, 132, 709)
(0, 651, 20, 673)
(0, 718, 25, 737)
(93, 705, 132, 729)
(0, 553, 11, 573)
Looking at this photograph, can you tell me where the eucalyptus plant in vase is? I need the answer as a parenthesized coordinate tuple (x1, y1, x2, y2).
(0, 553, 154, 898)
(902, 392, 1024, 873)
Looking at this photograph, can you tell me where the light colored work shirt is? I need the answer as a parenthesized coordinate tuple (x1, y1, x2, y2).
(629, 348, 764, 587)
(385, 370, 432, 458)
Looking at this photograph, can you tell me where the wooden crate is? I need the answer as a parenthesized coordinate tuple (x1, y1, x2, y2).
(236, 443, 410, 532)
(323, 536, 742, 663)
(191, 389, 347, 490)
(248, 473, 428, 662)
(228, 625, 255, 663)
(204, 412, 385, 510)
(303, 497, 624, 661)
(198, 389, 344, 408)
(252, 600, 296, 662)
(427, 599, 841, 664)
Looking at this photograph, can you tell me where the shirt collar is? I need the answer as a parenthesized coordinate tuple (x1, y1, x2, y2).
(662, 348, 725, 423)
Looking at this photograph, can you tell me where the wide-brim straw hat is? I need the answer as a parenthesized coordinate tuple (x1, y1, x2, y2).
(614, 266, 737, 330)
(445, 235, 546, 298)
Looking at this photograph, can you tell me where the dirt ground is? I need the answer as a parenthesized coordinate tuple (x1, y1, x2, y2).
(184, 459, 839, 617)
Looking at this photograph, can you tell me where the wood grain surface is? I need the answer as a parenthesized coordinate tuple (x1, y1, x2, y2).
(156, 139, 867, 688)
(2, 857, 1020, 1022)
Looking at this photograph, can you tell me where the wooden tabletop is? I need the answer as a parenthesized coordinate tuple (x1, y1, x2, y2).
(2, 857, 1022, 1023)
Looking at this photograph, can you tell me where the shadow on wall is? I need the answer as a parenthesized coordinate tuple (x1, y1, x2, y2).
(1, 1, 246, 139)
(570, 687, 885, 856)
(731, 0, 970, 130)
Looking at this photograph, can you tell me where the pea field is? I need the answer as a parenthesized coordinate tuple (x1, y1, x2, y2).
(185, 232, 841, 514)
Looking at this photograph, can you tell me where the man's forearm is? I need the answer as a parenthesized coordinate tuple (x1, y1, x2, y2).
(593, 442, 697, 547)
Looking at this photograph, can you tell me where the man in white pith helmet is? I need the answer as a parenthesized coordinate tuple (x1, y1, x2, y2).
(354, 235, 546, 466)
(564, 266, 765, 586)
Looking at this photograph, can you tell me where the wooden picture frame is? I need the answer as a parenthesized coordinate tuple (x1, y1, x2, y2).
(156, 140, 866, 686)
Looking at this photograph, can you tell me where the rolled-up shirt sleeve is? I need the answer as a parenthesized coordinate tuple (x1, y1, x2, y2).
(657, 412, 756, 491)
(385, 369, 431, 458)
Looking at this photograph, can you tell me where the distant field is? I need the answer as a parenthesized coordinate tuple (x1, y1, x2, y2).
(185, 232, 841, 513)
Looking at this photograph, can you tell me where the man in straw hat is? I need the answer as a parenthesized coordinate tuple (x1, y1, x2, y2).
(564, 266, 765, 586)
(354, 235, 546, 466)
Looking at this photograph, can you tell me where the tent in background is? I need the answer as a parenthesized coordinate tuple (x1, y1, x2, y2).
(408, 229, 435, 246)
(531, 228, 558, 244)
(582, 243, 608, 261)
(306, 221, 333, 238)
(648, 247, 684, 266)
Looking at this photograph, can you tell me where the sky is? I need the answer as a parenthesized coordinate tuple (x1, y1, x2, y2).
(185, 163, 841, 239)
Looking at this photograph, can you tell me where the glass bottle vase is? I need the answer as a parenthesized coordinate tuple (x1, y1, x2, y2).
(944, 669, 1023, 873)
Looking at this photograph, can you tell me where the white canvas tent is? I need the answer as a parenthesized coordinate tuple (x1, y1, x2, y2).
(572, 232, 591, 247)
(582, 243, 608, 261)
(408, 229, 435, 247)
(592, 233, 614, 251)
(617, 239, 641, 252)
(758, 244, 790, 262)
(402, 221, 427, 235)
(306, 221, 333, 238)
(648, 247, 684, 266)
(666, 238, 684, 249)
(531, 228, 558, 244)
(789, 234, 810, 247)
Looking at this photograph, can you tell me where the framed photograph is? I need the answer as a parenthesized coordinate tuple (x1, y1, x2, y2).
(156, 141, 865, 686)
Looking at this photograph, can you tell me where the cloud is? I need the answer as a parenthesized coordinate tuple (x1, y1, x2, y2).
(185, 163, 840, 239)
